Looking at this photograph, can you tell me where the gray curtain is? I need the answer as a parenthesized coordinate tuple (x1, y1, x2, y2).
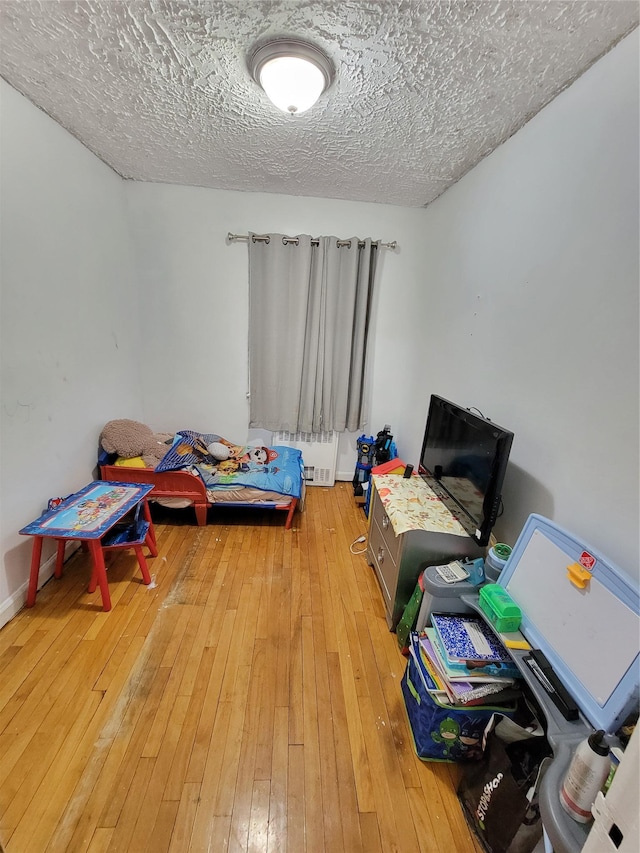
(248, 233, 377, 433)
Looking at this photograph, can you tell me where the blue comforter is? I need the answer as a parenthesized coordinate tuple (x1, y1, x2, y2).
(156, 431, 304, 498)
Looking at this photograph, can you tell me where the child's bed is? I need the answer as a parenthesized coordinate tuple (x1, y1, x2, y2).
(100, 430, 304, 530)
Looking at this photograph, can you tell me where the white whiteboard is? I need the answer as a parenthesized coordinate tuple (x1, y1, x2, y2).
(505, 529, 638, 706)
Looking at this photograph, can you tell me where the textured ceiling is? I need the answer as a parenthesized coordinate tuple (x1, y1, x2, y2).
(1, 1, 637, 208)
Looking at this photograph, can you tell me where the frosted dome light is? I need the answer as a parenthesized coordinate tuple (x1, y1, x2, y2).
(250, 39, 334, 115)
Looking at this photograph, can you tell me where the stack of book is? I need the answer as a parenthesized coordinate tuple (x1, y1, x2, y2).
(409, 613, 523, 707)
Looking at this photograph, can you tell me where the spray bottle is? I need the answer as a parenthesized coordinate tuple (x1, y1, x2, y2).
(560, 730, 610, 823)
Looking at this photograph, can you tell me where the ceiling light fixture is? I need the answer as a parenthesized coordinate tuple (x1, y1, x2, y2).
(249, 38, 334, 115)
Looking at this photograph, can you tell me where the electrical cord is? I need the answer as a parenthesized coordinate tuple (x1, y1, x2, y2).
(350, 534, 367, 554)
(467, 406, 486, 419)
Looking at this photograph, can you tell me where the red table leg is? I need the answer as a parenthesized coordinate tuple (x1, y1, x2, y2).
(26, 536, 44, 607)
(134, 545, 152, 585)
(54, 539, 66, 578)
(87, 540, 112, 612)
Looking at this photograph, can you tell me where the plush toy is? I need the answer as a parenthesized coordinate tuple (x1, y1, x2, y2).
(100, 419, 174, 469)
(207, 441, 231, 461)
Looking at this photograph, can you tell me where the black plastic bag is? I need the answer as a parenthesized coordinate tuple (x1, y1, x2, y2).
(457, 714, 552, 853)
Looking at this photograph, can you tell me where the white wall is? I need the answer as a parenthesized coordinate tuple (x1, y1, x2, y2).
(125, 182, 426, 461)
(0, 81, 143, 623)
(402, 30, 639, 577)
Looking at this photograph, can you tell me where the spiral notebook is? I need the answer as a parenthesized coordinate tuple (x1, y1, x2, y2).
(431, 613, 512, 665)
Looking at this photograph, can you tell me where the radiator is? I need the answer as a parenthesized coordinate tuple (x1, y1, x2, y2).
(273, 430, 338, 486)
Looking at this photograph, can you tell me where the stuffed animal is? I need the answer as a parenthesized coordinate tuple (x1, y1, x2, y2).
(100, 419, 174, 469)
(207, 441, 231, 461)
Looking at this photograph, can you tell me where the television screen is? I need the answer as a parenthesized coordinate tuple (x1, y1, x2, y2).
(418, 396, 514, 546)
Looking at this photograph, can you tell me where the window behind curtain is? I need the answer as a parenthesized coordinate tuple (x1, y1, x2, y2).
(248, 233, 378, 434)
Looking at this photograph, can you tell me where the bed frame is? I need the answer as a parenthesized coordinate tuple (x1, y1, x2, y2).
(99, 464, 298, 529)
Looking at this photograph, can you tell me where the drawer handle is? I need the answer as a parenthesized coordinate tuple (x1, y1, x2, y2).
(377, 547, 384, 564)
(382, 515, 390, 530)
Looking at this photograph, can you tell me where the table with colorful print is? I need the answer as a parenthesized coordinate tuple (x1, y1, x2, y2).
(20, 481, 157, 612)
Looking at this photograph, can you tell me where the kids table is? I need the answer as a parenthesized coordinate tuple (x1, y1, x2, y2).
(20, 481, 157, 612)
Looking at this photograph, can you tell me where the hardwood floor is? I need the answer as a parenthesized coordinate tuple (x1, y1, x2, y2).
(0, 483, 483, 853)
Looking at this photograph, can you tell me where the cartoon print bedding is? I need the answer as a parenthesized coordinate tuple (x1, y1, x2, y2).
(155, 431, 304, 498)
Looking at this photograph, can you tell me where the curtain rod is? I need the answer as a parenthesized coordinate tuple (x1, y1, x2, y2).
(227, 232, 397, 250)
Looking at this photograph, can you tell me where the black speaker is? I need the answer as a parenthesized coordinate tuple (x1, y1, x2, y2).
(403, 464, 414, 478)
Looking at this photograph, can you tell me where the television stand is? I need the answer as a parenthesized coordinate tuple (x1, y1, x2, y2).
(366, 474, 484, 629)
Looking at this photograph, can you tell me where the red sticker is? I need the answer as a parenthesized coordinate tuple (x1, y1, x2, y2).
(580, 551, 596, 570)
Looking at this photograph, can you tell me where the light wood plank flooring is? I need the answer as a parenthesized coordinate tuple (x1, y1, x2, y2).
(0, 482, 482, 852)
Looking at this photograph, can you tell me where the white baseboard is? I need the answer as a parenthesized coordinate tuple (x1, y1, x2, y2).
(0, 542, 80, 630)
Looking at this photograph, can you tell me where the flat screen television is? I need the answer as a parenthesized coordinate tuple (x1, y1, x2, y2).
(418, 395, 514, 547)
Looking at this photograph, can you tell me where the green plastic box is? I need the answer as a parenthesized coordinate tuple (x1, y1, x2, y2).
(479, 584, 522, 633)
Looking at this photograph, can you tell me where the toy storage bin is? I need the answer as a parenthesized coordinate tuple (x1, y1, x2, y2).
(401, 650, 516, 763)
